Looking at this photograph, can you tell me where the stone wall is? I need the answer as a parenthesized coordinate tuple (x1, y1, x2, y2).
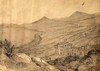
(55, 43, 93, 57)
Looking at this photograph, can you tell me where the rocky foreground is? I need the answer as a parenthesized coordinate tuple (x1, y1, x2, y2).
(0, 48, 100, 71)
(0, 39, 59, 71)
(47, 49, 100, 71)
(0, 53, 60, 71)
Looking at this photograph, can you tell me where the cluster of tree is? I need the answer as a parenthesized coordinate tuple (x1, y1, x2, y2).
(0, 39, 15, 58)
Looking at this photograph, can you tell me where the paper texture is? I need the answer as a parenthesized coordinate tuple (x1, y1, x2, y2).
(0, 0, 100, 71)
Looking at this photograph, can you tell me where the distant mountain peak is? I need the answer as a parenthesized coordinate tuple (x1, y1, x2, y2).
(67, 11, 95, 21)
(42, 16, 48, 19)
(70, 11, 90, 18)
(33, 16, 50, 23)
(39, 16, 50, 21)
(74, 11, 83, 14)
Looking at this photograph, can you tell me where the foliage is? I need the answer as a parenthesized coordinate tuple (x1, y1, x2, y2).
(0, 39, 15, 58)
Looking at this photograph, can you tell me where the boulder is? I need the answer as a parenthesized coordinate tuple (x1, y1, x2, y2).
(16, 53, 32, 63)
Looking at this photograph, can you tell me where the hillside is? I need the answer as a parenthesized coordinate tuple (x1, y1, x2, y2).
(0, 11, 99, 47)
(14, 11, 100, 60)
(0, 11, 100, 71)
(23, 11, 100, 47)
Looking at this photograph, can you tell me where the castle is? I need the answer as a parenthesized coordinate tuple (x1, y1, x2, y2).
(54, 41, 92, 57)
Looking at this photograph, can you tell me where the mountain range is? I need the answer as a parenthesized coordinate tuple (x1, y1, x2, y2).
(0, 11, 100, 47)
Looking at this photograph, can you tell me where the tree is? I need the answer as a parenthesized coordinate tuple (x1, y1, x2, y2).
(0, 39, 15, 58)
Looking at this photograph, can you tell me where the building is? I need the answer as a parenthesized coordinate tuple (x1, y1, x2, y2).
(54, 41, 92, 57)
(54, 41, 73, 55)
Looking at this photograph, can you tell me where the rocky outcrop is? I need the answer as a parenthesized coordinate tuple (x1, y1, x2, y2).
(0, 52, 60, 71)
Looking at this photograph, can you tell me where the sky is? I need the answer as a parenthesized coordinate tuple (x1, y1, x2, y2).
(0, 0, 100, 24)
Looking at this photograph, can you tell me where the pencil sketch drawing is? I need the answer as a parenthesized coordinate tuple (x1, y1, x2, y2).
(0, 0, 100, 71)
